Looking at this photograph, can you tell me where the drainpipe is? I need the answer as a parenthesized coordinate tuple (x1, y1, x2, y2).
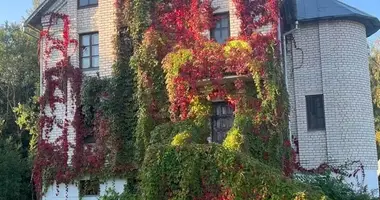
(282, 21, 299, 147)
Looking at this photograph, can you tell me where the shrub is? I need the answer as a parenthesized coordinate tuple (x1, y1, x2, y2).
(296, 172, 376, 200)
(140, 144, 327, 200)
(171, 132, 192, 146)
(149, 119, 209, 146)
(0, 138, 31, 200)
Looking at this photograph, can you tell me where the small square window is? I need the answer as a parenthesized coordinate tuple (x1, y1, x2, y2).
(211, 102, 234, 143)
(79, 0, 98, 8)
(79, 179, 99, 196)
(306, 95, 326, 131)
(210, 13, 230, 44)
(80, 33, 99, 70)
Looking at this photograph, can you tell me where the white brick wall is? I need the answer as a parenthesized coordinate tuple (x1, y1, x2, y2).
(287, 20, 378, 192)
(42, 179, 126, 200)
(39, 1, 118, 199)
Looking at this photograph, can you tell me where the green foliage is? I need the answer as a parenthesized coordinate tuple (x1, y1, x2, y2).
(111, 60, 138, 165)
(370, 46, 380, 158)
(131, 29, 169, 163)
(223, 128, 244, 151)
(80, 60, 138, 169)
(13, 97, 39, 155)
(171, 131, 192, 146)
(296, 172, 376, 200)
(149, 119, 209, 147)
(140, 144, 327, 200)
(222, 113, 284, 168)
(99, 188, 138, 200)
(223, 114, 252, 152)
(81, 76, 111, 129)
(0, 23, 38, 199)
(0, 23, 38, 138)
(0, 138, 32, 200)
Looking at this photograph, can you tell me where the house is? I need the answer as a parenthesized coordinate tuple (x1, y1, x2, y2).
(25, 0, 380, 199)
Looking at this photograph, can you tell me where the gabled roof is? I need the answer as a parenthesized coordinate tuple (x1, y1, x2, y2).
(296, 0, 380, 37)
(24, 0, 60, 30)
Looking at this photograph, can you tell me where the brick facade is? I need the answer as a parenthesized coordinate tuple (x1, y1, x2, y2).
(38, 1, 121, 199)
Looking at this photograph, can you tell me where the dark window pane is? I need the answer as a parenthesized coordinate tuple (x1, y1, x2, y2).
(82, 46, 90, 57)
(92, 56, 99, 68)
(81, 35, 90, 46)
(92, 45, 99, 56)
(306, 95, 325, 130)
(79, 0, 88, 6)
(82, 58, 90, 69)
(92, 33, 99, 45)
(221, 29, 229, 41)
(221, 17, 229, 27)
(211, 13, 230, 44)
(89, 0, 98, 4)
(216, 21, 221, 28)
(212, 102, 234, 143)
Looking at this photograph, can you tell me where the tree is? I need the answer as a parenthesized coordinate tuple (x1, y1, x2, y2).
(0, 23, 38, 199)
(370, 42, 380, 156)
(0, 138, 31, 200)
(0, 23, 38, 139)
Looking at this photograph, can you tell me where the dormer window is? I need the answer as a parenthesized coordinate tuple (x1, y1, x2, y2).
(210, 13, 230, 44)
(79, 0, 98, 8)
(80, 32, 99, 70)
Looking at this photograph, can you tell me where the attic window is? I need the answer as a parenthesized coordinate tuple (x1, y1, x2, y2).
(79, 0, 98, 8)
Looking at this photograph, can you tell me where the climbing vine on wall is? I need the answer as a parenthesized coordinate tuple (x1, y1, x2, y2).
(34, 13, 82, 196)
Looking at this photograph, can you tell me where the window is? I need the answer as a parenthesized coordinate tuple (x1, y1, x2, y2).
(306, 95, 326, 130)
(80, 33, 99, 69)
(211, 102, 234, 143)
(210, 13, 230, 44)
(79, 0, 98, 8)
(79, 179, 99, 196)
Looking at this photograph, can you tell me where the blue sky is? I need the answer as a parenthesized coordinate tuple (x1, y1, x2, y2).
(0, 0, 379, 43)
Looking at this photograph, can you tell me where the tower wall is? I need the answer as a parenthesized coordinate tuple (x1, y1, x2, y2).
(287, 20, 379, 192)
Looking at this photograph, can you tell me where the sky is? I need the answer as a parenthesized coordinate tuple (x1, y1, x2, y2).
(0, 0, 379, 43)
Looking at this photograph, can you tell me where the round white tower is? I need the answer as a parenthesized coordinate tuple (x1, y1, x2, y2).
(284, 0, 380, 194)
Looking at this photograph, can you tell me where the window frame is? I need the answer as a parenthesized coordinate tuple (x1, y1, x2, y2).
(78, 0, 98, 9)
(79, 32, 99, 70)
(211, 101, 234, 143)
(210, 12, 230, 44)
(306, 94, 326, 131)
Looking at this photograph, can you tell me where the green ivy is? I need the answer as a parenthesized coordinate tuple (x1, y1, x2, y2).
(149, 119, 209, 147)
(140, 144, 327, 200)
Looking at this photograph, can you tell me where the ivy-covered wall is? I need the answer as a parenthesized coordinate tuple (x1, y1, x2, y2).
(34, 0, 373, 199)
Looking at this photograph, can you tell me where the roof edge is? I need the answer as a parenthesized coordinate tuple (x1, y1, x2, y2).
(298, 14, 380, 37)
(24, 0, 56, 30)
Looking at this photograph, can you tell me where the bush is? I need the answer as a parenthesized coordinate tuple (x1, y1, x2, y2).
(149, 119, 209, 146)
(296, 172, 376, 200)
(0, 138, 31, 200)
(140, 144, 327, 200)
